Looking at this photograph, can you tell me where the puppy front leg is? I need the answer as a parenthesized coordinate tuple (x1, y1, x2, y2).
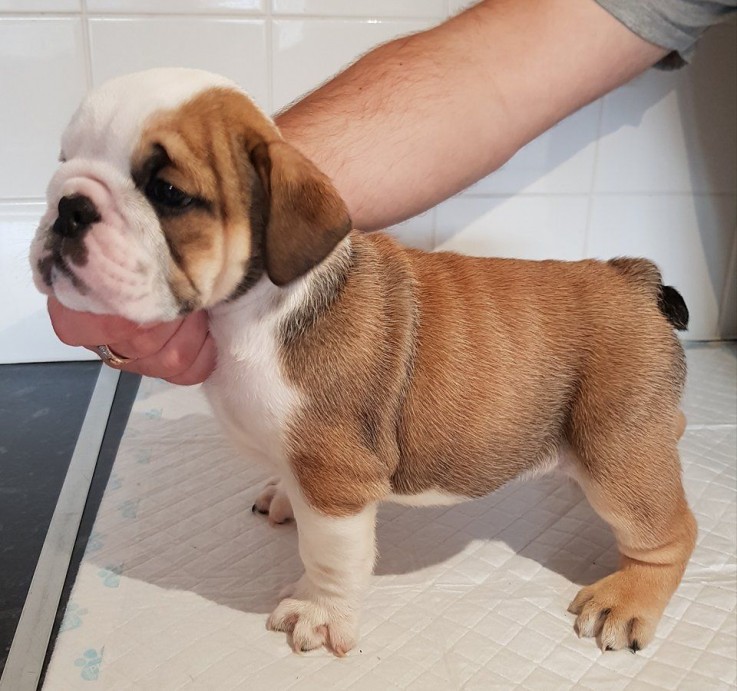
(267, 483, 377, 656)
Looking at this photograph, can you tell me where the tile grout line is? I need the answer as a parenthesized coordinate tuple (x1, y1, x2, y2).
(27, 12, 443, 21)
(265, 0, 274, 114)
(0, 366, 119, 691)
(717, 227, 737, 339)
(582, 97, 605, 259)
(685, 423, 737, 430)
(80, 0, 93, 90)
(2, 192, 736, 207)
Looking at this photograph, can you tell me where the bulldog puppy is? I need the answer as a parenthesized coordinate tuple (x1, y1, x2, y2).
(31, 68, 696, 657)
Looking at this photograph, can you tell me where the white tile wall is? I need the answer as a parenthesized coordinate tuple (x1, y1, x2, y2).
(436, 196, 589, 261)
(272, 0, 444, 18)
(718, 234, 737, 340)
(0, 18, 87, 199)
(0, 2, 734, 361)
(86, 0, 264, 13)
(0, 0, 79, 10)
(88, 18, 269, 105)
(384, 210, 435, 251)
(0, 203, 87, 363)
(448, 0, 477, 16)
(271, 18, 433, 111)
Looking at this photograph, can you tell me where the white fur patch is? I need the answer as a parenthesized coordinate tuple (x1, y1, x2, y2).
(61, 68, 238, 171)
(204, 240, 352, 470)
(204, 275, 309, 466)
(206, 260, 377, 655)
(267, 475, 377, 654)
(386, 489, 470, 507)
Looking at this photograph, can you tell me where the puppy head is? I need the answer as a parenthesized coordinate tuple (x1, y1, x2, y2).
(30, 68, 351, 323)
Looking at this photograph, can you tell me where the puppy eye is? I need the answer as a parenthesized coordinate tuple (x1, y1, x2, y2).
(145, 178, 194, 209)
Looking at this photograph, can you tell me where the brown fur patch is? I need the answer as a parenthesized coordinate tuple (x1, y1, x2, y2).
(280, 233, 690, 515)
(131, 87, 351, 310)
(131, 88, 278, 310)
(251, 140, 352, 286)
(279, 236, 417, 516)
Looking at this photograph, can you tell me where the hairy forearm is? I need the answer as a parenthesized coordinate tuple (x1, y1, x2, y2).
(276, 0, 666, 231)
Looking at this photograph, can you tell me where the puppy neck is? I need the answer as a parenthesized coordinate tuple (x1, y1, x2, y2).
(208, 236, 353, 343)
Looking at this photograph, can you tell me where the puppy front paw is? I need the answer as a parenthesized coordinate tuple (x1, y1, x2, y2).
(252, 478, 294, 526)
(266, 577, 358, 656)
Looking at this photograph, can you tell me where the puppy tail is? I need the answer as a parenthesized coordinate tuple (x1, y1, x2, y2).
(608, 257, 689, 331)
(657, 285, 690, 331)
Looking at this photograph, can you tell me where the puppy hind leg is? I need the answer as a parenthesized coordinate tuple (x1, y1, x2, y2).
(567, 440, 696, 652)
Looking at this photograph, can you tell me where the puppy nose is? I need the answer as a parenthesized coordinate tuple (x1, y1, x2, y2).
(52, 194, 100, 238)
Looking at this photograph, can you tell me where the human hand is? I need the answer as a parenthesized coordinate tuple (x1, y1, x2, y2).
(47, 297, 217, 385)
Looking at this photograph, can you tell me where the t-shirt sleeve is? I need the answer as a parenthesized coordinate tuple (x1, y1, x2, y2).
(594, 0, 737, 69)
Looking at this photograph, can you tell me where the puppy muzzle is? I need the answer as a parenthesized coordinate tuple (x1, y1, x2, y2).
(30, 159, 179, 323)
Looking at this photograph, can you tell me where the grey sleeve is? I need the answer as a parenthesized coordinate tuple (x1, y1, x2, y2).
(594, 0, 737, 68)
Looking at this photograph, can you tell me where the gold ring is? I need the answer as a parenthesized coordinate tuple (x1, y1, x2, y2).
(94, 344, 132, 367)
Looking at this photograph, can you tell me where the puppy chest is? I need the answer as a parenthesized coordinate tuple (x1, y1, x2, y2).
(205, 318, 300, 464)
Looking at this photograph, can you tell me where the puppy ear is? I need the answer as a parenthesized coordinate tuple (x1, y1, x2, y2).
(249, 140, 351, 286)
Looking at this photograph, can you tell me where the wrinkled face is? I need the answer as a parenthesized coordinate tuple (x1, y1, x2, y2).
(30, 68, 350, 323)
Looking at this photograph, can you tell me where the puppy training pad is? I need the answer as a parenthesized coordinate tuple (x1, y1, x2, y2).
(43, 344, 737, 689)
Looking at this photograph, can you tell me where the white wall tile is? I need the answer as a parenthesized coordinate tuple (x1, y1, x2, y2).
(87, 0, 263, 14)
(0, 0, 79, 10)
(594, 23, 737, 195)
(89, 18, 269, 107)
(464, 100, 601, 196)
(587, 195, 737, 340)
(271, 18, 433, 112)
(435, 196, 588, 260)
(384, 210, 435, 251)
(0, 203, 92, 363)
(273, 0, 445, 18)
(0, 18, 86, 199)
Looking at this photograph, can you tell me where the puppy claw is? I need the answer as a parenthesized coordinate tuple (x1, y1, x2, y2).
(567, 590, 592, 617)
(267, 610, 298, 634)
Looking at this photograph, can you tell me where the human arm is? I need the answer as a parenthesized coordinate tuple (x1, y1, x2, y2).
(275, 0, 667, 231)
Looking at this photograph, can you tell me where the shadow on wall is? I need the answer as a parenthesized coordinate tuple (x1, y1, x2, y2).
(683, 22, 737, 331)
